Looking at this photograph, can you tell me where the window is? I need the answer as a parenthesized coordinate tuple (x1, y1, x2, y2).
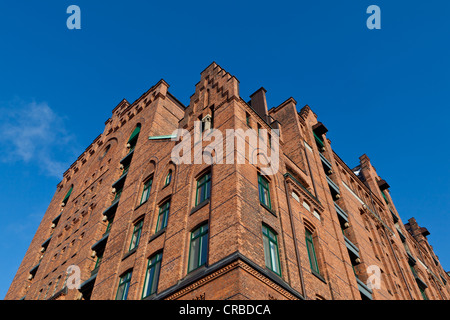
(104, 217, 113, 235)
(115, 271, 132, 300)
(52, 276, 62, 296)
(142, 252, 162, 298)
(164, 170, 172, 187)
(381, 190, 389, 204)
(419, 286, 428, 300)
(129, 220, 143, 251)
(188, 223, 209, 273)
(92, 252, 103, 276)
(262, 225, 281, 276)
(305, 229, 320, 275)
(101, 145, 111, 159)
(246, 112, 251, 127)
(195, 172, 211, 206)
(156, 201, 170, 232)
(44, 282, 52, 300)
(121, 163, 130, 176)
(313, 131, 325, 151)
(258, 174, 271, 210)
(114, 187, 123, 201)
(62, 185, 73, 206)
(127, 124, 141, 152)
(140, 179, 152, 204)
(37, 289, 43, 300)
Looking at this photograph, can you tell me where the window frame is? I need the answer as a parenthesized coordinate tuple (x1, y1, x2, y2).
(419, 285, 428, 300)
(92, 252, 103, 276)
(62, 185, 73, 205)
(258, 174, 272, 210)
(262, 224, 282, 276)
(115, 271, 132, 300)
(155, 200, 170, 233)
(142, 252, 163, 299)
(305, 228, 320, 276)
(195, 172, 211, 206)
(129, 220, 144, 252)
(140, 178, 153, 205)
(114, 187, 123, 201)
(246, 112, 251, 127)
(127, 124, 141, 152)
(164, 170, 172, 187)
(187, 223, 209, 273)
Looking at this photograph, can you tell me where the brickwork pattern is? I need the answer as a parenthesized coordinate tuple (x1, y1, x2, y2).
(5, 63, 449, 300)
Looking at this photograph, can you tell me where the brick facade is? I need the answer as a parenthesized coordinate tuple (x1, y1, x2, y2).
(5, 62, 449, 300)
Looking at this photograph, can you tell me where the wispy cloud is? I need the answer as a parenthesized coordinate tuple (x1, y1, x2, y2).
(0, 99, 78, 179)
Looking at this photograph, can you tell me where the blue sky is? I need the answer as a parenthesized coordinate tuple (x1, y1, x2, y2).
(0, 1, 449, 299)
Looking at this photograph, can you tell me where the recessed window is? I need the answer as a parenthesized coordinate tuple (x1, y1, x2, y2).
(121, 163, 130, 176)
(140, 179, 152, 205)
(246, 112, 251, 127)
(195, 172, 211, 206)
(305, 229, 320, 276)
(129, 220, 143, 252)
(262, 225, 281, 276)
(164, 170, 172, 187)
(101, 145, 111, 159)
(92, 252, 103, 276)
(156, 201, 170, 233)
(419, 285, 428, 300)
(188, 223, 209, 273)
(127, 124, 141, 152)
(114, 187, 123, 202)
(142, 252, 162, 298)
(258, 174, 272, 210)
(381, 190, 389, 204)
(115, 270, 132, 300)
(62, 185, 73, 206)
(104, 216, 113, 235)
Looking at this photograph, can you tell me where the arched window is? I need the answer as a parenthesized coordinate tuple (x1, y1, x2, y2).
(140, 178, 152, 205)
(128, 219, 144, 252)
(305, 228, 320, 276)
(164, 170, 172, 187)
(101, 145, 111, 159)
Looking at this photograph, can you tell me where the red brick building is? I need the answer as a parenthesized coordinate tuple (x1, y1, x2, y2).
(5, 62, 449, 300)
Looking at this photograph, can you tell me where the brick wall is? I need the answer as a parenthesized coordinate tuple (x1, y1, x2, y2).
(5, 62, 449, 300)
